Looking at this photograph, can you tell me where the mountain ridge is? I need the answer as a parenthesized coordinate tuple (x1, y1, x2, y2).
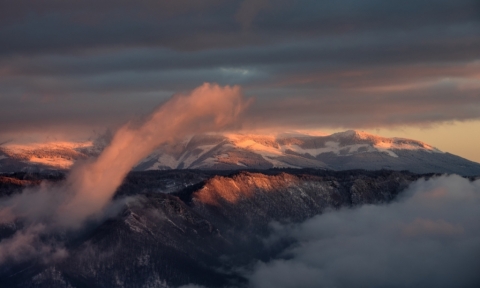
(1, 130, 479, 176)
(0, 169, 426, 287)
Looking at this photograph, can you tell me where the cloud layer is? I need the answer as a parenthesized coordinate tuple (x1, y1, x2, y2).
(248, 175, 480, 288)
(0, 0, 479, 137)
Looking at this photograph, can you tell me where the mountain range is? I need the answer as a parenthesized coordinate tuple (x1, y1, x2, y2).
(1, 130, 479, 175)
(0, 169, 427, 287)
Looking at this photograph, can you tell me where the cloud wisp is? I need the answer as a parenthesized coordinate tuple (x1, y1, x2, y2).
(248, 175, 480, 288)
(0, 83, 250, 264)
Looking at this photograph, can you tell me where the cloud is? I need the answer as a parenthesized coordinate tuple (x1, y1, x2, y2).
(235, 0, 270, 30)
(0, 224, 68, 265)
(242, 81, 480, 130)
(55, 83, 249, 227)
(0, 1, 479, 134)
(247, 175, 480, 288)
(0, 0, 478, 55)
(2, 52, 480, 134)
(0, 83, 250, 263)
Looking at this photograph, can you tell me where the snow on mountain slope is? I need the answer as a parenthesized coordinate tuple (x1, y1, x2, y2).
(134, 130, 459, 173)
(1, 130, 479, 175)
(0, 141, 96, 171)
(276, 130, 442, 157)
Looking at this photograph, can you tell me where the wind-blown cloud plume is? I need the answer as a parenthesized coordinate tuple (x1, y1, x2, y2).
(0, 83, 250, 263)
(249, 175, 480, 288)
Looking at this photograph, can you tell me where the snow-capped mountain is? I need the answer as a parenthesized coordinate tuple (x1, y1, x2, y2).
(1, 130, 480, 175)
(0, 141, 100, 172)
(135, 130, 480, 175)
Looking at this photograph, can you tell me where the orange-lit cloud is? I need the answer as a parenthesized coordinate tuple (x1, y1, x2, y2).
(0, 83, 250, 263)
(57, 83, 250, 227)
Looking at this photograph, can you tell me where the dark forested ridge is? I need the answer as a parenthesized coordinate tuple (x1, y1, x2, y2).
(0, 169, 454, 287)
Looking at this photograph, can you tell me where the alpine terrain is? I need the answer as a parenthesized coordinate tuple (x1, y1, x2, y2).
(0, 169, 433, 288)
(2, 130, 479, 176)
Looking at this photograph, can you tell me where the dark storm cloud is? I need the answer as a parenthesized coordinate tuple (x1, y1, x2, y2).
(0, 0, 239, 55)
(0, 0, 480, 136)
(0, 0, 478, 55)
(3, 23, 480, 77)
(248, 175, 480, 288)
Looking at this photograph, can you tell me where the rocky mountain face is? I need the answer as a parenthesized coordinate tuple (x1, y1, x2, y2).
(0, 169, 427, 288)
(2, 131, 479, 176)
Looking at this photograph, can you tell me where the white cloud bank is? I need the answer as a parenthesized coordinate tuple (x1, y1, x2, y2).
(249, 175, 480, 288)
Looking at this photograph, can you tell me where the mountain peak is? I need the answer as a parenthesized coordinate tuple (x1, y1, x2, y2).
(2, 130, 479, 175)
(330, 130, 380, 141)
(332, 129, 358, 137)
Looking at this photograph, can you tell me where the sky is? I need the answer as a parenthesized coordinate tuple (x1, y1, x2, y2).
(1, 0, 480, 162)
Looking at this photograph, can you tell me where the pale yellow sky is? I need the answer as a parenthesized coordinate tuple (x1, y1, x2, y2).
(2, 120, 479, 164)
(311, 121, 480, 164)
(362, 121, 480, 164)
(232, 121, 480, 164)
